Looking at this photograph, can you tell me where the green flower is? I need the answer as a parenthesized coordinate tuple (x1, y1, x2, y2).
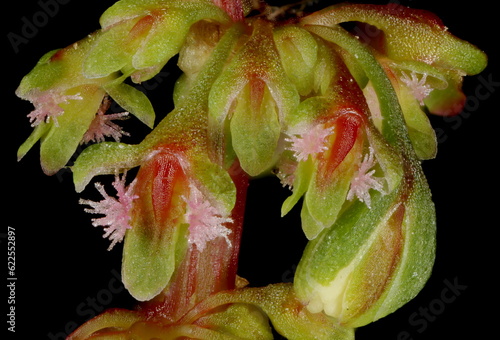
(16, 33, 155, 175)
(84, 0, 230, 82)
(208, 19, 299, 176)
(301, 3, 487, 159)
(277, 40, 402, 240)
(294, 154, 435, 328)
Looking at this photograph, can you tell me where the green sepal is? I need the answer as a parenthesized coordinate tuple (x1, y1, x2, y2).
(39, 86, 104, 175)
(423, 70, 468, 116)
(103, 80, 156, 129)
(397, 85, 437, 160)
(274, 26, 318, 96)
(364, 124, 404, 192)
(130, 7, 195, 71)
(230, 85, 282, 176)
(99, 0, 228, 29)
(284, 95, 326, 129)
(189, 151, 237, 215)
(195, 303, 273, 339)
(301, 136, 362, 239)
(294, 162, 435, 328)
(337, 47, 369, 90)
(15, 49, 63, 93)
(72, 142, 145, 192)
(66, 308, 143, 340)
(17, 123, 50, 162)
(16, 32, 114, 95)
(199, 284, 355, 340)
(130, 4, 227, 71)
(311, 40, 339, 95)
(281, 158, 313, 217)
(84, 18, 143, 79)
(122, 220, 188, 302)
(90, 0, 229, 79)
(208, 19, 299, 174)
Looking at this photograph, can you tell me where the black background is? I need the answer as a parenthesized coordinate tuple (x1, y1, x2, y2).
(4, 0, 499, 339)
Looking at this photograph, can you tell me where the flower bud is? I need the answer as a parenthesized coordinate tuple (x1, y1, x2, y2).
(301, 3, 487, 75)
(278, 43, 398, 240)
(16, 35, 117, 174)
(208, 19, 299, 175)
(84, 0, 230, 82)
(301, 2, 487, 144)
(294, 159, 435, 328)
(274, 25, 318, 96)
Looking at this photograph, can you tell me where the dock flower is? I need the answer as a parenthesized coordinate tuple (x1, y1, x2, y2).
(278, 41, 402, 240)
(68, 140, 270, 339)
(208, 18, 299, 176)
(84, 0, 231, 82)
(71, 24, 246, 302)
(288, 4, 488, 327)
(75, 141, 238, 302)
(300, 3, 487, 159)
(16, 34, 115, 175)
(16, 0, 234, 176)
(285, 28, 435, 327)
(16, 32, 155, 175)
(293, 153, 435, 328)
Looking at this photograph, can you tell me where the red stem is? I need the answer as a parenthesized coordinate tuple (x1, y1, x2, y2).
(137, 161, 249, 323)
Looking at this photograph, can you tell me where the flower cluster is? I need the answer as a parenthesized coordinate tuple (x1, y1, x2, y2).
(16, 1, 486, 339)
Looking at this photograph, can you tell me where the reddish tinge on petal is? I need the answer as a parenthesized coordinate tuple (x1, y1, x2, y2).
(139, 161, 249, 322)
(122, 144, 191, 301)
(317, 110, 363, 181)
(136, 146, 189, 232)
(313, 44, 368, 185)
(212, 0, 245, 21)
(301, 3, 487, 75)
